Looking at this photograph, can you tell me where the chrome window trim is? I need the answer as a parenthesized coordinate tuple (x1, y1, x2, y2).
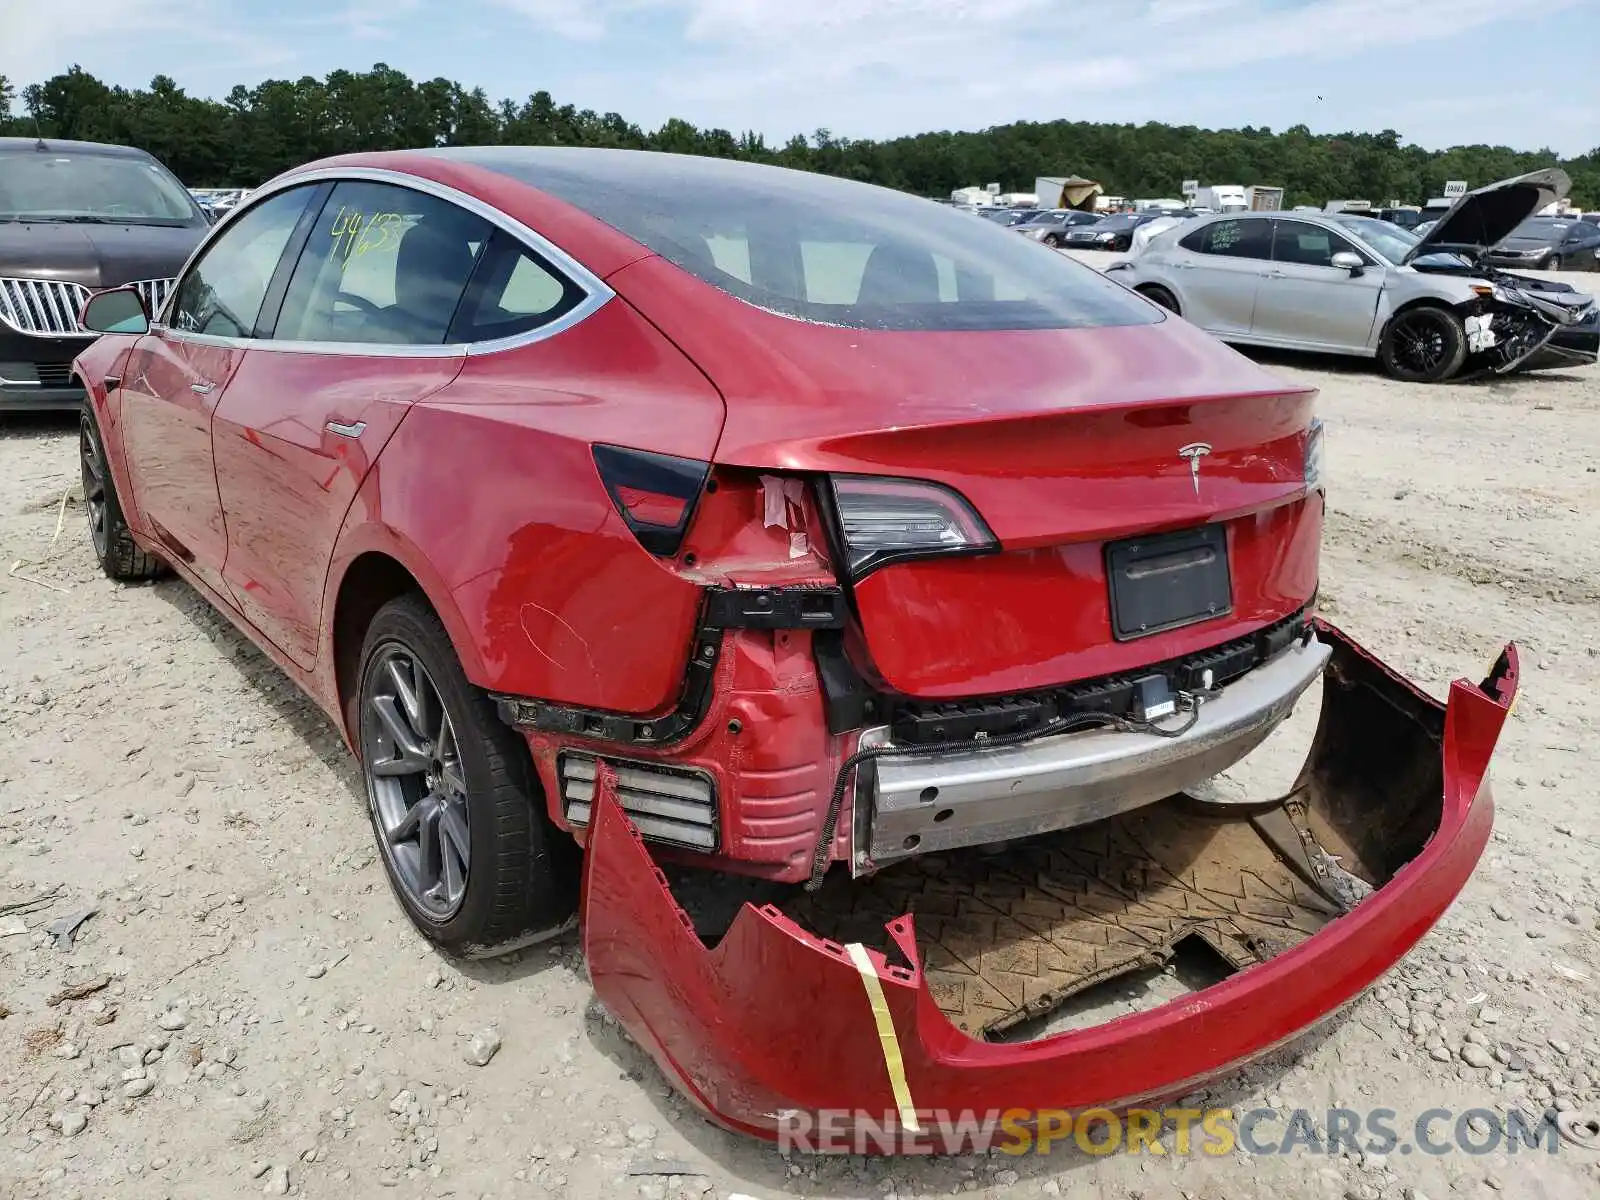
(155, 166, 614, 358)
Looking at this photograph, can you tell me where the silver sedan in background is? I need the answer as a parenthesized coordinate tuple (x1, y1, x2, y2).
(1106, 170, 1598, 382)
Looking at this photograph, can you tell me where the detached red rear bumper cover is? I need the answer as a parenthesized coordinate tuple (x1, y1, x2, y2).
(579, 621, 1518, 1146)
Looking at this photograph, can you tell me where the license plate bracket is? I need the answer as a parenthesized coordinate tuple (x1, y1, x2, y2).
(1105, 524, 1232, 641)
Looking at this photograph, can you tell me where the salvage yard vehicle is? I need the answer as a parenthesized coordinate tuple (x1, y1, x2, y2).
(0, 137, 209, 411)
(1109, 169, 1600, 382)
(71, 147, 1520, 1147)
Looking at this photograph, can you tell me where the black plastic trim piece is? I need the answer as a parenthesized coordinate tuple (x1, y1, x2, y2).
(703, 585, 847, 630)
(592, 443, 710, 558)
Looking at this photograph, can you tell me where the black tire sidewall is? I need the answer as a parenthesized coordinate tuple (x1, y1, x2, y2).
(356, 596, 573, 953)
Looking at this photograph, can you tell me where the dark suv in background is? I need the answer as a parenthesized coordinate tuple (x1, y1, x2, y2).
(1, 138, 209, 411)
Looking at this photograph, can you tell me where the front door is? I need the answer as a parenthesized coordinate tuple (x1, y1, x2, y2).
(1249, 220, 1384, 351)
(212, 179, 493, 667)
(118, 185, 319, 596)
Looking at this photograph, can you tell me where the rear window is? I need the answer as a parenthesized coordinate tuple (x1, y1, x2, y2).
(433, 149, 1158, 333)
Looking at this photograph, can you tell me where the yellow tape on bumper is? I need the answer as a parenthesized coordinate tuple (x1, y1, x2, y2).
(846, 941, 920, 1132)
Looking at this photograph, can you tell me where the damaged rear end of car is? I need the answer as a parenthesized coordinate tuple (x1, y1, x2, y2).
(468, 153, 1524, 1145)
(580, 631, 1518, 1147)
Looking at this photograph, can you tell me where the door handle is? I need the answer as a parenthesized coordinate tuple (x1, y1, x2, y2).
(103, 375, 122, 391)
(325, 420, 367, 438)
(190, 381, 215, 394)
(1263, 269, 1287, 279)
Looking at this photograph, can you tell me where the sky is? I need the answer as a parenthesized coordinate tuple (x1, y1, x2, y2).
(3, 0, 1598, 157)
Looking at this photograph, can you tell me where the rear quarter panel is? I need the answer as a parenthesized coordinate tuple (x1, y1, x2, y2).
(327, 295, 727, 715)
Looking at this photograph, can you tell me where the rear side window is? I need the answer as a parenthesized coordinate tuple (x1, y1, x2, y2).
(447, 230, 584, 343)
(1184, 219, 1274, 260)
(460, 151, 1157, 332)
(170, 186, 316, 338)
(272, 181, 490, 345)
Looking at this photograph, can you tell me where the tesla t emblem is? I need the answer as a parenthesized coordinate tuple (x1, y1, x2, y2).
(1178, 443, 1212, 495)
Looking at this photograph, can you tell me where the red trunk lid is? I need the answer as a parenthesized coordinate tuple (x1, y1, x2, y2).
(613, 258, 1320, 697)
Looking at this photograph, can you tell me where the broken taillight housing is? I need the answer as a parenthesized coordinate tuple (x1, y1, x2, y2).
(592, 443, 710, 557)
(827, 474, 998, 579)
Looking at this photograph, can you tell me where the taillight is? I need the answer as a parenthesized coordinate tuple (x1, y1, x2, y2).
(827, 474, 997, 579)
(593, 443, 709, 557)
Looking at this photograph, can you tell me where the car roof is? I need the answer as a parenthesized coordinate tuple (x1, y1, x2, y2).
(0, 136, 158, 160)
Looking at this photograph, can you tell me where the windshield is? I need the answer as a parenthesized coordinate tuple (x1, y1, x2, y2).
(1095, 214, 1141, 229)
(1328, 214, 1419, 264)
(0, 151, 202, 225)
(1021, 211, 1065, 225)
(448, 148, 1160, 333)
(1508, 218, 1568, 239)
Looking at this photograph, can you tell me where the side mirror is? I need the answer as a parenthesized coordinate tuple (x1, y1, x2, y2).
(1330, 250, 1365, 276)
(80, 286, 150, 335)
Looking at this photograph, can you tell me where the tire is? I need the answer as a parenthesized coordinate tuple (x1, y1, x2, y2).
(356, 594, 578, 956)
(79, 404, 165, 582)
(1379, 306, 1468, 383)
(1541, 254, 1561, 271)
(1138, 285, 1181, 315)
(1044, 234, 1063, 248)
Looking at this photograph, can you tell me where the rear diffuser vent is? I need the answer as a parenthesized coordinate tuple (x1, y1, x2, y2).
(559, 753, 719, 852)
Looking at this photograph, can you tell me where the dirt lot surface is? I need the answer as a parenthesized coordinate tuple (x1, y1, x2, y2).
(4, 263, 1600, 1199)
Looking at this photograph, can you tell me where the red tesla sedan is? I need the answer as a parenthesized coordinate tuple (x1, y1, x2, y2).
(73, 148, 1517, 1147)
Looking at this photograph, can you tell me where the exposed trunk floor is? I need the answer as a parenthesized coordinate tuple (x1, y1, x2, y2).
(782, 795, 1353, 1037)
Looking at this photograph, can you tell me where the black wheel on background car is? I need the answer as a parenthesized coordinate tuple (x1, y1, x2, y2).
(357, 594, 577, 956)
(1137, 285, 1181, 314)
(1379, 306, 1467, 383)
(1044, 233, 1063, 247)
(79, 404, 165, 582)
(1540, 254, 1561, 271)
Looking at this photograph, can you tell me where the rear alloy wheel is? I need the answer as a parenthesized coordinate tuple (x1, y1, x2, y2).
(80, 405, 164, 582)
(357, 595, 577, 956)
(1379, 306, 1467, 383)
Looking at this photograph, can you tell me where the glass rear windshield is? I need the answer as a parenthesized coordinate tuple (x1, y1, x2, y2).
(0, 151, 203, 226)
(437, 149, 1159, 332)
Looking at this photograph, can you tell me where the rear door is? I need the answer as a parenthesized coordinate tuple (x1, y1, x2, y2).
(118, 185, 320, 596)
(211, 179, 496, 668)
(1249, 219, 1384, 351)
(1170, 218, 1272, 335)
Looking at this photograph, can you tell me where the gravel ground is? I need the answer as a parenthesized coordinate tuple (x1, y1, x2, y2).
(3, 268, 1600, 1199)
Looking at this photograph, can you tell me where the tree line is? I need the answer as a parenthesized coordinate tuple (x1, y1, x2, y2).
(3, 64, 1596, 210)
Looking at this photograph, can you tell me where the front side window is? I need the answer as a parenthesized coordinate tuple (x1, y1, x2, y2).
(1272, 221, 1360, 268)
(1185, 219, 1273, 260)
(1328, 215, 1418, 264)
(466, 152, 1158, 332)
(272, 181, 491, 346)
(170, 186, 317, 338)
(0, 150, 204, 226)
